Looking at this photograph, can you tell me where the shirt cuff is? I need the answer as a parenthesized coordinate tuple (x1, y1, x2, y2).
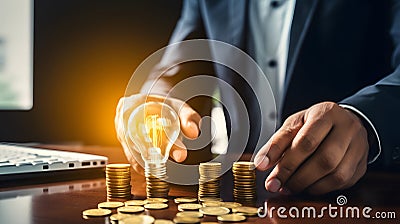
(339, 104, 381, 164)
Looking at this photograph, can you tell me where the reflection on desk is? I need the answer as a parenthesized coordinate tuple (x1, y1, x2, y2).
(0, 179, 105, 224)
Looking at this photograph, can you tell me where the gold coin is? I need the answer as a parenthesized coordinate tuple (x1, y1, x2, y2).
(199, 206, 230, 216)
(154, 219, 174, 224)
(107, 180, 131, 183)
(144, 198, 168, 204)
(173, 216, 201, 224)
(200, 162, 221, 166)
(233, 161, 255, 166)
(178, 203, 203, 211)
(232, 206, 259, 215)
(106, 172, 130, 176)
(106, 164, 131, 169)
(174, 197, 197, 204)
(202, 201, 223, 207)
(217, 214, 246, 222)
(107, 195, 132, 198)
(107, 188, 132, 192)
(106, 177, 131, 180)
(106, 183, 131, 187)
(176, 211, 204, 218)
(120, 215, 155, 224)
(110, 213, 133, 221)
(98, 201, 124, 209)
(82, 208, 112, 217)
(144, 203, 169, 210)
(125, 200, 146, 206)
(232, 166, 255, 170)
(117, 206, 144, 214)
(198, 197, 222, 202)
(107, 188, 131, 191)
(220, 202, 242, 209)
(107, 191, 132, 195)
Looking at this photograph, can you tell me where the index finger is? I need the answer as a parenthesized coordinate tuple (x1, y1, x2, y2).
(165, 97, 201, 139)
(265, 113, 333, 192)
(254, 110, 305, 171)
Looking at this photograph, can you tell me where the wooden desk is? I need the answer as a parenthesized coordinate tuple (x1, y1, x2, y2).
(0, 145, 399, 224)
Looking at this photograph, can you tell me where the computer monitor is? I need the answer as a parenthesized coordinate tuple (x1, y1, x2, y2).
(0, 0, 33, 110)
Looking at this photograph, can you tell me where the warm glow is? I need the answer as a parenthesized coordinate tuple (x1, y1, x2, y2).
(128, 102, 180, 164)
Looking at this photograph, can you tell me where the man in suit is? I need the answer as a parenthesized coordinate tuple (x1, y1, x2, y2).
(116, 0, 400, 195)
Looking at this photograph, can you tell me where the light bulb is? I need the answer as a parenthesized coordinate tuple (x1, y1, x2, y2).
(128, 101, 180, 164)
(127, 101, 180, 198)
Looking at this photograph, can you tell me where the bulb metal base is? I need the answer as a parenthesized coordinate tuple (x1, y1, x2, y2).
(145, 162, 169, 198)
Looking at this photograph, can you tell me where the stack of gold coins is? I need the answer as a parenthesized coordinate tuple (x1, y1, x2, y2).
(145, 163, 169, 198)
(232, 161, 256, 205)
(198, 162, 221, 200)
(106, 164, 132, 200)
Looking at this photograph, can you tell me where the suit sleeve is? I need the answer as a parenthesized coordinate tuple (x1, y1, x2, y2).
(340, 0, 400, 168)
(139, 0, 214, 164)
(141, 0, 206, 95)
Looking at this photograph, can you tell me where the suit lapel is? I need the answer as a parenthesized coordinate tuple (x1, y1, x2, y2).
(285, 0, 319, 91)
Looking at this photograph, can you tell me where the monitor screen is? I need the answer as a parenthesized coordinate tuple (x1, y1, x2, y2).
(0, 0, 33, 110)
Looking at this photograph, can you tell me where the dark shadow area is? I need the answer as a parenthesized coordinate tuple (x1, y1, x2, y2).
(0, 0, 182, 145)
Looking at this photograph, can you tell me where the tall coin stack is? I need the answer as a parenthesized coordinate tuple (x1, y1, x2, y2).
(198, 162, 221, 200)
(106, 164, 132, 200)
(232, 161, 256, 205)
(145, 163, 169, 198)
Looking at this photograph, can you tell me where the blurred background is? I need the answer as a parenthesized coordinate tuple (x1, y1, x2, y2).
(0, 0, 183, 145)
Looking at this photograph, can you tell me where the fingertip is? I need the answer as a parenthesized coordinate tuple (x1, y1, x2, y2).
(254, 155, 270, 171)
(172, 149, 187, 163)
(133, 163, 144, 176)
(266, 178, 281, 193)
(170, 139, 187, 162)
(184, 121, 199, 139)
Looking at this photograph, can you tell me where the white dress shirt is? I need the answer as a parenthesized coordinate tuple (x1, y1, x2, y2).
(249, 0, 296, 111)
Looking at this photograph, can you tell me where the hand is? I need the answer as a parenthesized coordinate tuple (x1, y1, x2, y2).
(254, 102, 369, 195)
(115, 94, 200, 174)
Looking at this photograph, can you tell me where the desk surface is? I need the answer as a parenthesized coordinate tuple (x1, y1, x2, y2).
(0, 145, 399, 224)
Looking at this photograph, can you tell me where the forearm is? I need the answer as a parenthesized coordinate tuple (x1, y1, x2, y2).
(340, 71, 400, 167)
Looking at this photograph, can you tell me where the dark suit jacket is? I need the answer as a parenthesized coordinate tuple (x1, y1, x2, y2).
(142, 0, 400, 167)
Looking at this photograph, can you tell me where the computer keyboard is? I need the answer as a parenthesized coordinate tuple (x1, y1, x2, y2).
(0, 143, 108, 176)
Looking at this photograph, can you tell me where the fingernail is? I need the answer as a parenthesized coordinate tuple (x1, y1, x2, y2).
(254, 156, 269, 170)
(279, 187, 291, 195)
(188, 121, 199, 134)
(172, 150, 182, 162)
(266, 178, 281, 193)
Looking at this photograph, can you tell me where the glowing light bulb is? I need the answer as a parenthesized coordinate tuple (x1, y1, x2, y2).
(127, 101, 180, 198)
(128, 102, 180, 164)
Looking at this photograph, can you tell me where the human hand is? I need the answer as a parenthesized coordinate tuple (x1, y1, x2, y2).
(254, 102, 369, 195)
(115, 94, 200, 175)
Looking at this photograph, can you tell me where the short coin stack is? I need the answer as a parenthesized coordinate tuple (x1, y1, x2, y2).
(232, 161, 256, 205)
(106, 164, 132, 200)
(198, 162, 221, 200)
(145, 163, 169, 198)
